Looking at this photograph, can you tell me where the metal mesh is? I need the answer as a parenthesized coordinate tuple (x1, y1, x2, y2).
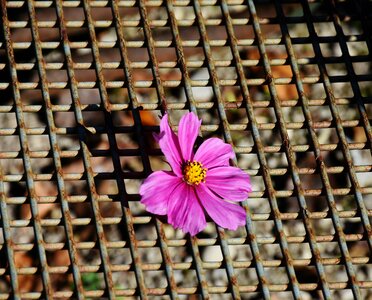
(0, 0, 371, 299)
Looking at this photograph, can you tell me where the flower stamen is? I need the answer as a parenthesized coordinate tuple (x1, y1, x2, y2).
(183, 160, 207, 185)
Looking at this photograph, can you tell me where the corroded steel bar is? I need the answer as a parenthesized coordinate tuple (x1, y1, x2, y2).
(300, 0, 362, 298)
(325, 0, 372, 253)
(0, 168, 20, 298)
(245, 1, 303, 298)
(1, 3, 53, 298)
(55, 0, 116, 298)
(272, 2, 332, 299)
(193, 1, 242, 298)
(138, 1, 211, 298)
(219, 1, 271, 299)
(111, 0, 176, 298)
(26, 1, 85, 298)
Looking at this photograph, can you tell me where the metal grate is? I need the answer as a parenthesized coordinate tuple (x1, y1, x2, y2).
(0, 0, 371, 299)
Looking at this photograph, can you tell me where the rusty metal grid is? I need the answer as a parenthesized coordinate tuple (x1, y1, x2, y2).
(0, 0, 372, 299)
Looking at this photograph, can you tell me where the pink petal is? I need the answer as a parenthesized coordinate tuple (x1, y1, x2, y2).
(155, 114, 183, 177)
(168, 183, 206, 236)
(140, 171, 181, 215)
(206, 166, 252, 201)
(194, 138, 234, 169)
(178, 112, 201, 161)
(197, 184, 246, 230)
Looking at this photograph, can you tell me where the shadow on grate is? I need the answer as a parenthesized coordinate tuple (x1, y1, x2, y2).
(0, 0, 371, 299)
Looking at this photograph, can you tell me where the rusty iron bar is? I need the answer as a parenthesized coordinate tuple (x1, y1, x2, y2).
(301, 0, 364, 298)
(0, 168, 20, 298)
(55, 1, 117, 298)
(273, 2, 334, 299)
(219, 1, 272, 298)
(138, 1, 211, 298)
(111, 0, 178, 299)
(192, 1, 244, 298)
(1, 2, 53, 298)
(26, 1, 85, 298)
(245, 1, 303, 298)
(325, 0, 372, 252)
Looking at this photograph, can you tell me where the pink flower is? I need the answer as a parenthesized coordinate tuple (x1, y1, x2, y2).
(140, 112, 252, 236)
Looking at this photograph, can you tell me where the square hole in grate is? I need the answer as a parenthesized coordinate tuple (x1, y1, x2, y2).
(247, 196, 269, 215)
(288, 241, 312, 261)
(282, 3, 304, 17)
(347, 41, 369, 56)
(201, 245, 223, 262)
(53, 111, 78, 128)
(19, 274, 44, 293)
(31, 158, 53, 174)
(352, 61, 372, 76)
(318, 241, 342, 260)
(325, 264, 349, 282)
(358, 81, 372, 98)
(205, 268, 229, 288)
(300, 173, 323, 190)
(47, 249, 71, 267)
(282, 106, 305, 123)
(81, 272, 106, 292)
(137, 247, 162, 264)
(287, 129, 310, 147)
(144, 270, 168, 289)
(114, 272, 137, 292)
(319, 42, 342, 57)
(331, 82, 354, 98)
(102, 222, 124, 243)
(255, 220, 276, 240)
(28, 135, 50, 151)
(272, 292, 295, 300)
(216, 66, 237, 82)
(133, 222, 157, 241)
(124, 178, 142, 195)
(229, 243, 253, 261)
(265, 266, 289, 285)
(295, 265, 319, 284)
(167, 242, 191, 264)
(20, 89, 43, 105)
(0, 135, 21, 152)
(326, 63, 348, 76)
(174, 269, 198, 289)
(50, 273, 74, 294)
(292, 43, 315, 59)
(334, 289, 356, 300)
(56, 134, 80, 152)
(110, 247, 132, 266)
(314, 22, 337, 37)
(254, 106, 276, 125)
(236, 266, 259, 286)
(237, 153, 259, 170)
(288, 23, 309, 38)
(278, 197, 300, 214)
(231, 130, 254, 148)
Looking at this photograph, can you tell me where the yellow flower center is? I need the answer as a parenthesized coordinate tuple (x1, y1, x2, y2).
(182, 160, 207, 185)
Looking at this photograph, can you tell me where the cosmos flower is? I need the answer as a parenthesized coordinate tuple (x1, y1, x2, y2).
(140, 112, 251, 236)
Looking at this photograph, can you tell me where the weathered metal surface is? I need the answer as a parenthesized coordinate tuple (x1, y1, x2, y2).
(0, 0, 371, 299)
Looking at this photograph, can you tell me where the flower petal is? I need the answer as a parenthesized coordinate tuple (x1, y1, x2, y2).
(194, 138, 234, 169)
(140, 171, 181, 215)
(197, 184, 246, 230)
(168, 183, 206, 236)
(178, 112, 201, 161)
(206, 166, 252, 201)
(154, 114, 183, 176)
